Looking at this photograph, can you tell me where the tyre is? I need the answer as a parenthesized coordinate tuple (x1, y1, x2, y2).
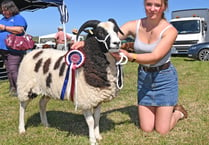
(198, 49, 209, 61)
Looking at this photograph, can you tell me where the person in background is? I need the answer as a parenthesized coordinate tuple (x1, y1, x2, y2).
(72, 0, 188, 135)
(0, 0, 27, 96)
(71, 28, 78, 42)
(67, 28, 77, 48)
(55, 25, 71, 50)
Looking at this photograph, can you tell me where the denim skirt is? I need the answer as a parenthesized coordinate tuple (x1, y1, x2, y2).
(137, 63, 178, 106)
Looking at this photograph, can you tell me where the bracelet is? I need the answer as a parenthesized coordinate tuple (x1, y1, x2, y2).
(131, 53, 137, 62)
(4, 25, 6, 31)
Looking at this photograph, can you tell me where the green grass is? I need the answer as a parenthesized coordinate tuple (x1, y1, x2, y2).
(0, 56, 209, 145)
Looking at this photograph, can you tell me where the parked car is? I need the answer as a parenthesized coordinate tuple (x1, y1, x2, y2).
(188, 42, 209, 61)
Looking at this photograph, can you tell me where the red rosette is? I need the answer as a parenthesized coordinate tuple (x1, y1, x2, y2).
(64, 49, 85, 68)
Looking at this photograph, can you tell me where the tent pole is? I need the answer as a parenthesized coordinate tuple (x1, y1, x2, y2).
(63, 23, 67, 51)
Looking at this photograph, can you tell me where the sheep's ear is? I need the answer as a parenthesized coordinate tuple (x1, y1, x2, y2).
(108, 18, 124, 35)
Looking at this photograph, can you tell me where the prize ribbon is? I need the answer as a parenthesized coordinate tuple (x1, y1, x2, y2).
(60, 49, 85, 101)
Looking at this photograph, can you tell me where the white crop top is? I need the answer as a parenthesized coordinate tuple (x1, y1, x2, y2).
(134, 20, 173, 67)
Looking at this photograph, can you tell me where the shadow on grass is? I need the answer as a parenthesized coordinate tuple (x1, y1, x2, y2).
(184, 58, 197, 61)
(25, 105, 138, 137)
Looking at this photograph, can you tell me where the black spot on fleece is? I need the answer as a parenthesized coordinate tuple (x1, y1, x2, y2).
(82, 37, 110, 88)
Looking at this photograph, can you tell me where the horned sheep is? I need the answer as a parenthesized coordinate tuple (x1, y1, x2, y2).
(17, 19, 125, 145)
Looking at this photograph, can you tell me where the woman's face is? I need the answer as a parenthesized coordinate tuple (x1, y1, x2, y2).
(144, 0, 166, 20)
(1, 8, 12, 18)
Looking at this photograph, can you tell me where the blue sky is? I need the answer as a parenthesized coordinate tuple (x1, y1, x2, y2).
(3, 0, 208, 36)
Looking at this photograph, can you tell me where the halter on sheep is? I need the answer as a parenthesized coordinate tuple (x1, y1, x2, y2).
(75, 19, 127, 88)
(17, 18, 127, 145)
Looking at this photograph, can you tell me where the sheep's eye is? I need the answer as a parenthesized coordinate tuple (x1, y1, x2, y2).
(97, 28, 106, 39)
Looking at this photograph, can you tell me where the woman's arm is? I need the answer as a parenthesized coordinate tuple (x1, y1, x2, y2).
(125, 26, 178, 64)
(118, 20, 137, 40)
(71, 41, 85, 49)
(0, 24, 24, 34)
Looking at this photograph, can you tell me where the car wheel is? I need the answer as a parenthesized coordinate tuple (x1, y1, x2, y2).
(198, 49, 209, 61)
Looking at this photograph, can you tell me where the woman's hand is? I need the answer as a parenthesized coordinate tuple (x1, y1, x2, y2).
(119, 49, 129, 56)
(0, 24, 5, 31)
(110, 52, 121, 61)
(121, 42, 134, 52)
(71, 41, 85, 49)
(111, 49, 129, 61)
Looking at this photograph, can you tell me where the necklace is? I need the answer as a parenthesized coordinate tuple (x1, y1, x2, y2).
(147, 31, 153, 44)
(142, 19, 162, 43)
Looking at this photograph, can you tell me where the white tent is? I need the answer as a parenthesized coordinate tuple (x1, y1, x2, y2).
(38, 33, 83, 44)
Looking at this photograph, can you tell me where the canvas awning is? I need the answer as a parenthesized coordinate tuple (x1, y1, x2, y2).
(38, 33, 83, 44)
(0, 0, 63, 12)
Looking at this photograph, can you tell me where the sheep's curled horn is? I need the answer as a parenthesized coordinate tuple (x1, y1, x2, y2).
(76, 18, 124, 40)
(76, 20, 100, 40)
(108, 18, 124, 36)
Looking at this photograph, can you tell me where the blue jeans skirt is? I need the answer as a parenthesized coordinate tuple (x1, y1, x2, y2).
(137, 63, 178, 106)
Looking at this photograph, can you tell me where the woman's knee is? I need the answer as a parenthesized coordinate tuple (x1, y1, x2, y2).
(138, 105, 155, 133)
(139, 121, 155, 133)
(140, 126, 154, 133)
(155, 126, 170, 135)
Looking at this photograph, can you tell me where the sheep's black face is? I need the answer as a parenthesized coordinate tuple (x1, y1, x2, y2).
(97, 21, 121, 52)
(94, 27, 110, 52)
(95, 27, 109, 42)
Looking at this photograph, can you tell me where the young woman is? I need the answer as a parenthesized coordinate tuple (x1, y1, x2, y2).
(114, 0, 188, 134)
(0, 0, 27, 96)
(72, 0, 188, 134)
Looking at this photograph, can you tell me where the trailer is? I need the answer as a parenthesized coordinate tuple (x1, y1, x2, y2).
(170, 8, 209, 54)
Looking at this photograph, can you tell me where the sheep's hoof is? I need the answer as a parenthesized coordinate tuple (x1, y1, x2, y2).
(45, 124, 50, 128)
(19, 126, 26, 135)
(90, 142, 98, 145)
(42, 123, 50, 127)
(90, 137, 98, 145)
(19, 130, 26, 135)
(96, 135, 102, 141)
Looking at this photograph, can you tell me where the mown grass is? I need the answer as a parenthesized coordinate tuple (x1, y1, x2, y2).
(0, 56, 209, 145)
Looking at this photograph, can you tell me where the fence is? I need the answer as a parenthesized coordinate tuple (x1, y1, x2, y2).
(0, 55, 7, 80)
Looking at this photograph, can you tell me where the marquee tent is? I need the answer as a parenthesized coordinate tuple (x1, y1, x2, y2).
(0, 0, 63, 12)
(38, 33, 83, 44)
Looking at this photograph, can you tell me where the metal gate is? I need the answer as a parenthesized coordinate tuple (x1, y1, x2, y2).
(0, 54, 7, 80)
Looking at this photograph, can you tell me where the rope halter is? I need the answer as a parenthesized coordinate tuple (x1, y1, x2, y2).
(95, 34, 110, 51)
(116, 52, 128, 89)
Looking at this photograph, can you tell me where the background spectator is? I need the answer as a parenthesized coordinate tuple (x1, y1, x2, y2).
(0, 0, 27, 96)
(55, 25, 71, 50)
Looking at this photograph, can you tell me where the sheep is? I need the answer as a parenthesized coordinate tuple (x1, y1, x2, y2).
(17, 18, 125, 145)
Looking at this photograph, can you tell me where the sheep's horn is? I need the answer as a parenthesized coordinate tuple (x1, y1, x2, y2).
(76, 20, 100, 40)
(108, 18, 124, 35)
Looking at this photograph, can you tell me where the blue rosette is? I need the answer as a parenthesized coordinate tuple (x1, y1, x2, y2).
(60, 49, 85, 101)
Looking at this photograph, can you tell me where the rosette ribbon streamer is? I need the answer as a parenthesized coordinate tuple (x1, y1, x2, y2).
(60, 49, 85, 102)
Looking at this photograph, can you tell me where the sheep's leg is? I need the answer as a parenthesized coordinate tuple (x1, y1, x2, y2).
(19, 100, 31, 134)
(39, 96, 50, 127)
(83, 109, 97, 145)
(94, 104, 102, 141)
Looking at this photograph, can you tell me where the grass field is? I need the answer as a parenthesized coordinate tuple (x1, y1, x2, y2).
(0, 56, 208, 145)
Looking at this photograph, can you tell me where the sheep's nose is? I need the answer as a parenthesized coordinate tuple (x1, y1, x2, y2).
(113, 41, 121, 47)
